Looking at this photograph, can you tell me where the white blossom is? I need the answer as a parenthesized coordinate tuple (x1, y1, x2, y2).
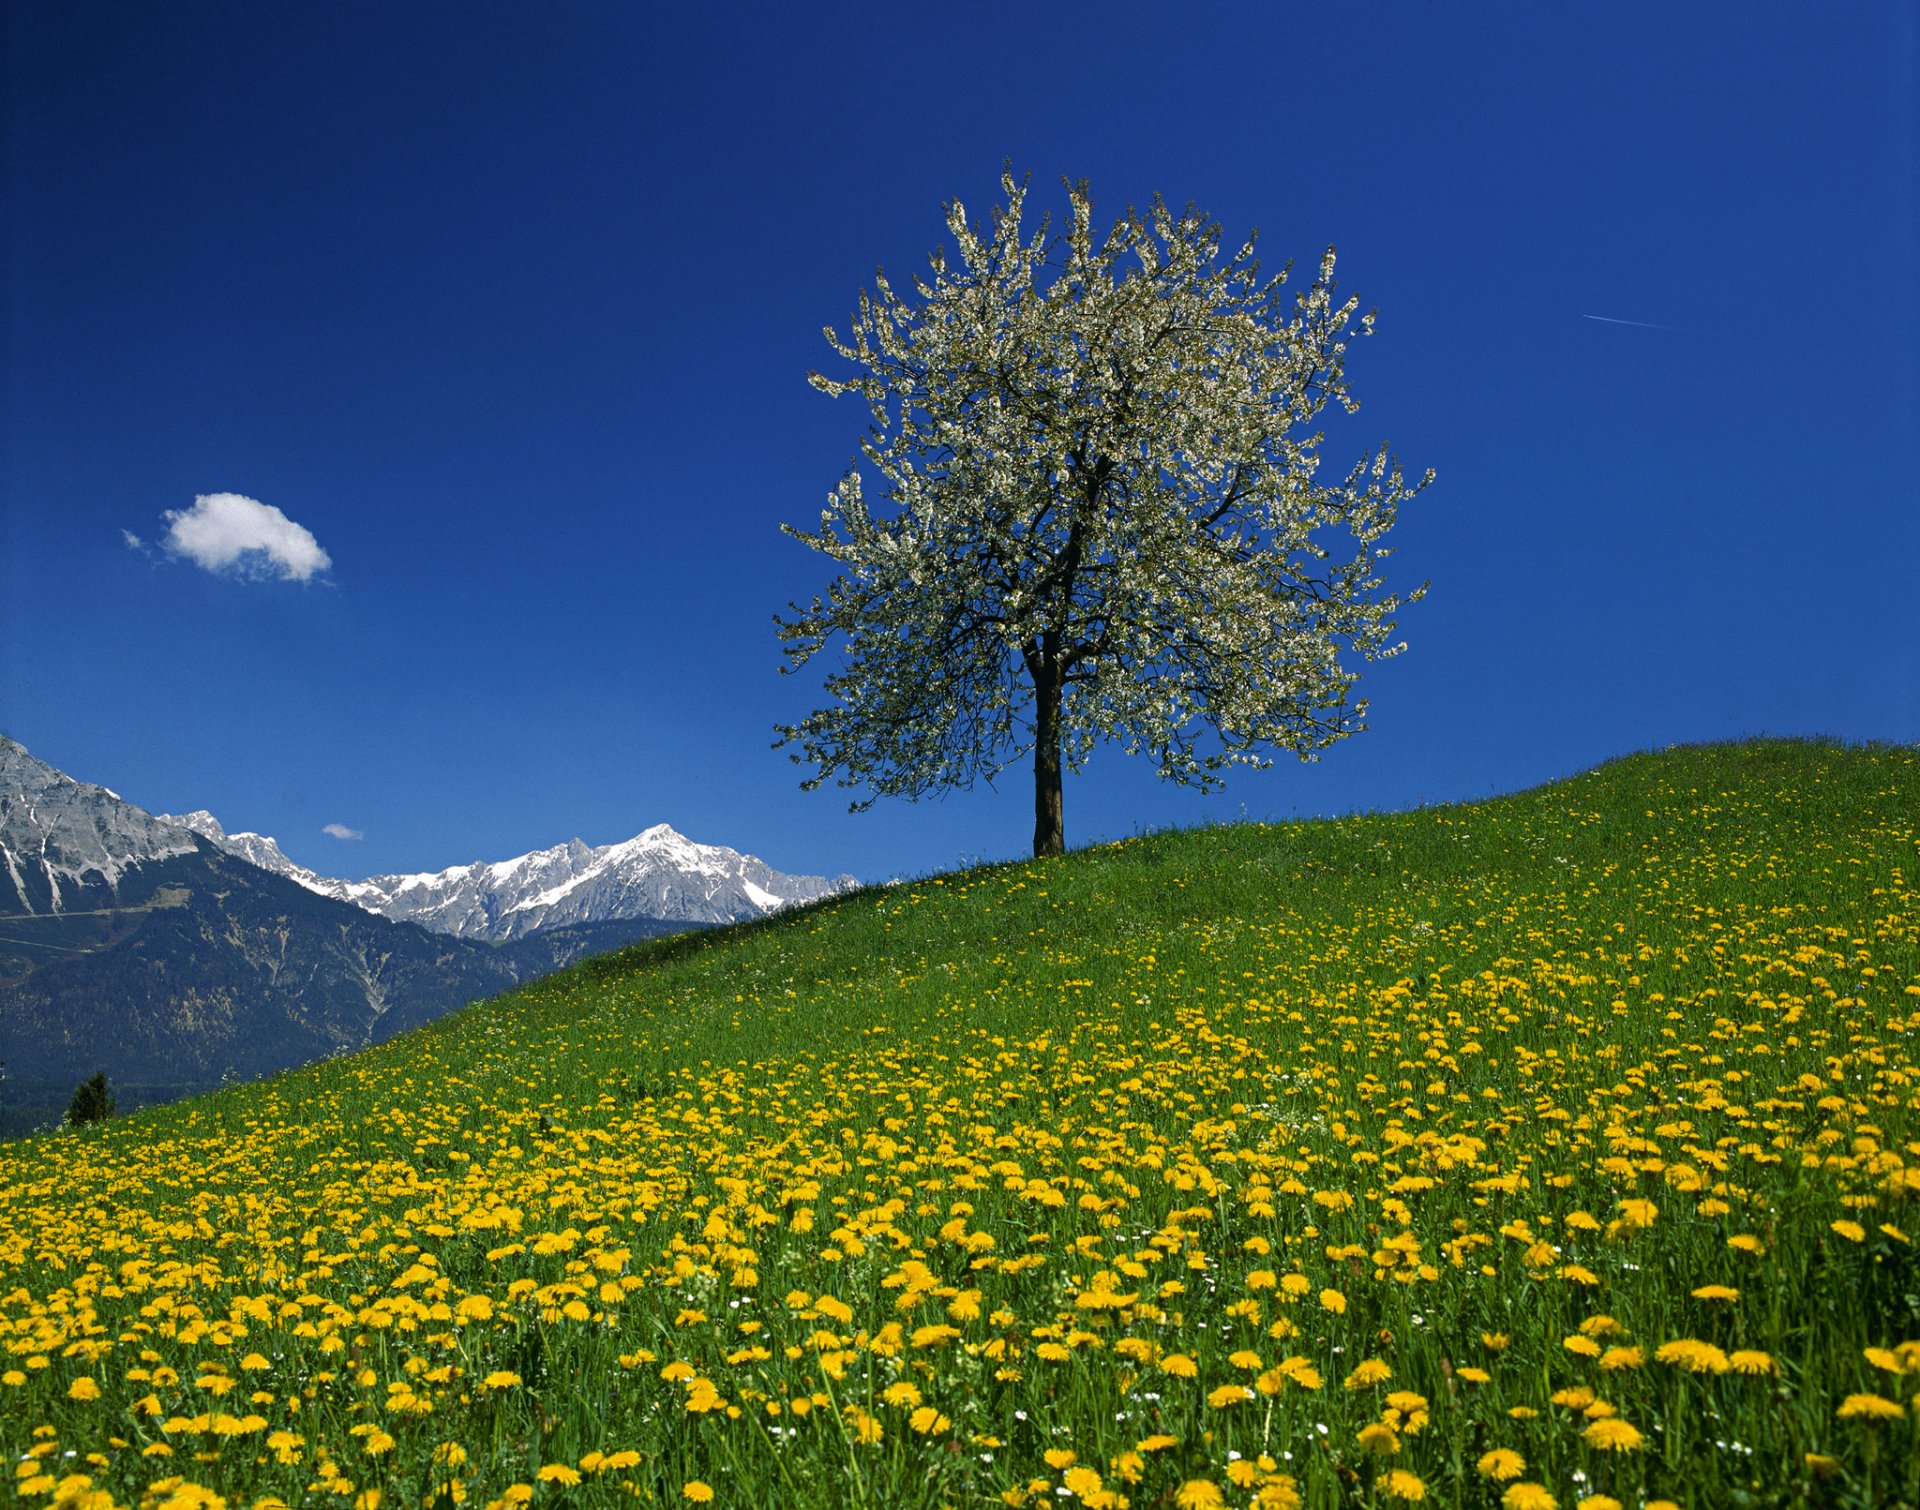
(776, 170, 1431, 855)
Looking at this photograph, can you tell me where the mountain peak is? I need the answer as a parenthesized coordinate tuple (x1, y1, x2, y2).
(172, 808, 855, 941)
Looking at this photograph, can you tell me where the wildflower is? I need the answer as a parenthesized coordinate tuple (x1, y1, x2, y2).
(1136, 1435, 1179, 1453)
(1654, 1339, 1729, 1373)
(1598, 1346, 1644, 1371)
(1045, 1449, 1078, 1470)
(482, 1371, 521, 1390)
(1345, 1358, 1393, 1389)
(1616, 1199, 1658, 1229)
(1160, 1354, 1199, 1378)
(1582, 1418, 1644, 1452)
(1381, 1469, 1426, 1501)
(1690, 1284, 1739, 1303)
(1503, 1487, 1557, 1510)
(683, 1484, 714, 1504)
(1175, 1482, 1225, 1508)
(1062, 1466, 1103, 1497)
(1836, 1393, 1905, 1421)
(882, 1382, 922, 1407)
(910, 1406, 951, 1434)
(67, 1377, 101, 1401)
(1476, 1449, 1525, 1481)
(1575, 1498, 1624, 1510)
(1830, 1220, 1866, 1242)
(536, 1466, 580, 1487)
(1356, 1423, 1401, 1455)
(1320, 1288, 1347, 1314)
(1208, 1383, 1252, 1408)
(1728, 1350, 1776, 1375)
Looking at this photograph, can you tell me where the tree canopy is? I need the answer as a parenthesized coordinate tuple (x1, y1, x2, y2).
(777, 171, 1430, 856)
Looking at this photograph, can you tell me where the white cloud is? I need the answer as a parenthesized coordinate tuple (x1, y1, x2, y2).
(160, 493, 332, 582)
(122, 529, 146, 551)
(322, 822, 364, 841)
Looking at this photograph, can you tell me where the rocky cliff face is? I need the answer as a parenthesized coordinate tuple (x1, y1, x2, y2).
(0, 738, 199, 914)
(0, 742, 520, 1107)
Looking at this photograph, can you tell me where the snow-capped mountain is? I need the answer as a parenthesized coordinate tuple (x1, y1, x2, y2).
(1, 738, 199, 913)
(161, 811, 858, 942)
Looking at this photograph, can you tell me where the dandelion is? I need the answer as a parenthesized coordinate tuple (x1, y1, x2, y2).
(1836, 1393, 1905, 1421)
(1345, 1358, 1392, 1389)
(1690, 1284, 1739, 1303)
(1655, 1339, 1729, 1373)
(1356, 1423, 1401, 1455)
(1831, 1220, 1867, 1242)
(1380, 1469, 1426, 1501)
(1476, 1449, 1525, 1481)
(1175, 1482, 1225, 1508)
(1582, 1418, 1644, 1452)
(1503, 1487, 1557, 1510)
(1728, 1350, 1775, 1375)
(683, 1483, 714, 1504)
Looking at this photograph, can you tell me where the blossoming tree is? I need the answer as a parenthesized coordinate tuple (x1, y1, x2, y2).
(777, 171, 1430, 857)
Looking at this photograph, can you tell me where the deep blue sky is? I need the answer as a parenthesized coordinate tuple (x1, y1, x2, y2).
(4, 2, 1915, 884)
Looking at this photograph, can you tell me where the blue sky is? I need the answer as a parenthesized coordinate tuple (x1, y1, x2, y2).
(4, 1, 1915, 884)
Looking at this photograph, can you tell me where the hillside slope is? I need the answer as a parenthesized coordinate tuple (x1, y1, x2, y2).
(1, 739, 1915, 1510)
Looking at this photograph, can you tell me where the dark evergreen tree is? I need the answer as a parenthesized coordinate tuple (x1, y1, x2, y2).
(66, 1071, 116, 1126)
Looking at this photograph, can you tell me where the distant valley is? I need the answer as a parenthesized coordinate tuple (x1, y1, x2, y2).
(0, 738, 855, 1133)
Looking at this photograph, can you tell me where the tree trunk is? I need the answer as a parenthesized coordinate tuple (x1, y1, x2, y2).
(1032, 649, 1065, 857)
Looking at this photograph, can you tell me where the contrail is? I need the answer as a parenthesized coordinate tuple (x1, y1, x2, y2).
(1582, 313, 1692, 332)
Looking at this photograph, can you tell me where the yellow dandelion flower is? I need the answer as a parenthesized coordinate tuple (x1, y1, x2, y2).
(1208, 1383, 1252, 1408)
(67, 1377, 101, 1401)
(1503, 1486, 1557, 1510)
(536, 1466, 581, 1487)
(1175, 1481, 1225, 1509)
(909, 1406, 951, 1435)
(1830, 1220, 1866, 1242)
(1062, 1466, 1103, 1497)
(1836, 1392, 1905, 1421)
(682, 1483, 714, 1504)
(882, 1382, 922, 1408)
(1476, 1449, 1525, 1481)
(482, 1371, 521, 1390)
(1582, 1418, 1644, 1452)
(1136, 1435, 1179, 1453)
(1044, 1449, 1078, 1470)
(1654, 1339, 1729, 1374)
(1381, 1468, 1426, 1501)
(1356, 1423, 1401, 1455)
(1319, 1288, 1347, 1314)
(1690, 1284, 1739, 1303)
(1159, 1353, 1199, 1378)
(1345, 1358, 1393, 1389)
(1728, 1350, 1775, 1375)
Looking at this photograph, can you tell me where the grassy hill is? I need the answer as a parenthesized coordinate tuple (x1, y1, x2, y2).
(1, 738, 1916, 1509)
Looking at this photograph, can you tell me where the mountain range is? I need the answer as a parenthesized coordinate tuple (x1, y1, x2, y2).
(158, 811, 853, 939)
(0, 738, 855, 1132)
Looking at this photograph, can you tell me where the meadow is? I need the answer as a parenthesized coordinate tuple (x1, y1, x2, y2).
(2, 739, 1916, 1510)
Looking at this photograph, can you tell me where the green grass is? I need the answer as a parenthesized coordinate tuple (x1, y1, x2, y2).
(2, 738, 1917, 1510)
